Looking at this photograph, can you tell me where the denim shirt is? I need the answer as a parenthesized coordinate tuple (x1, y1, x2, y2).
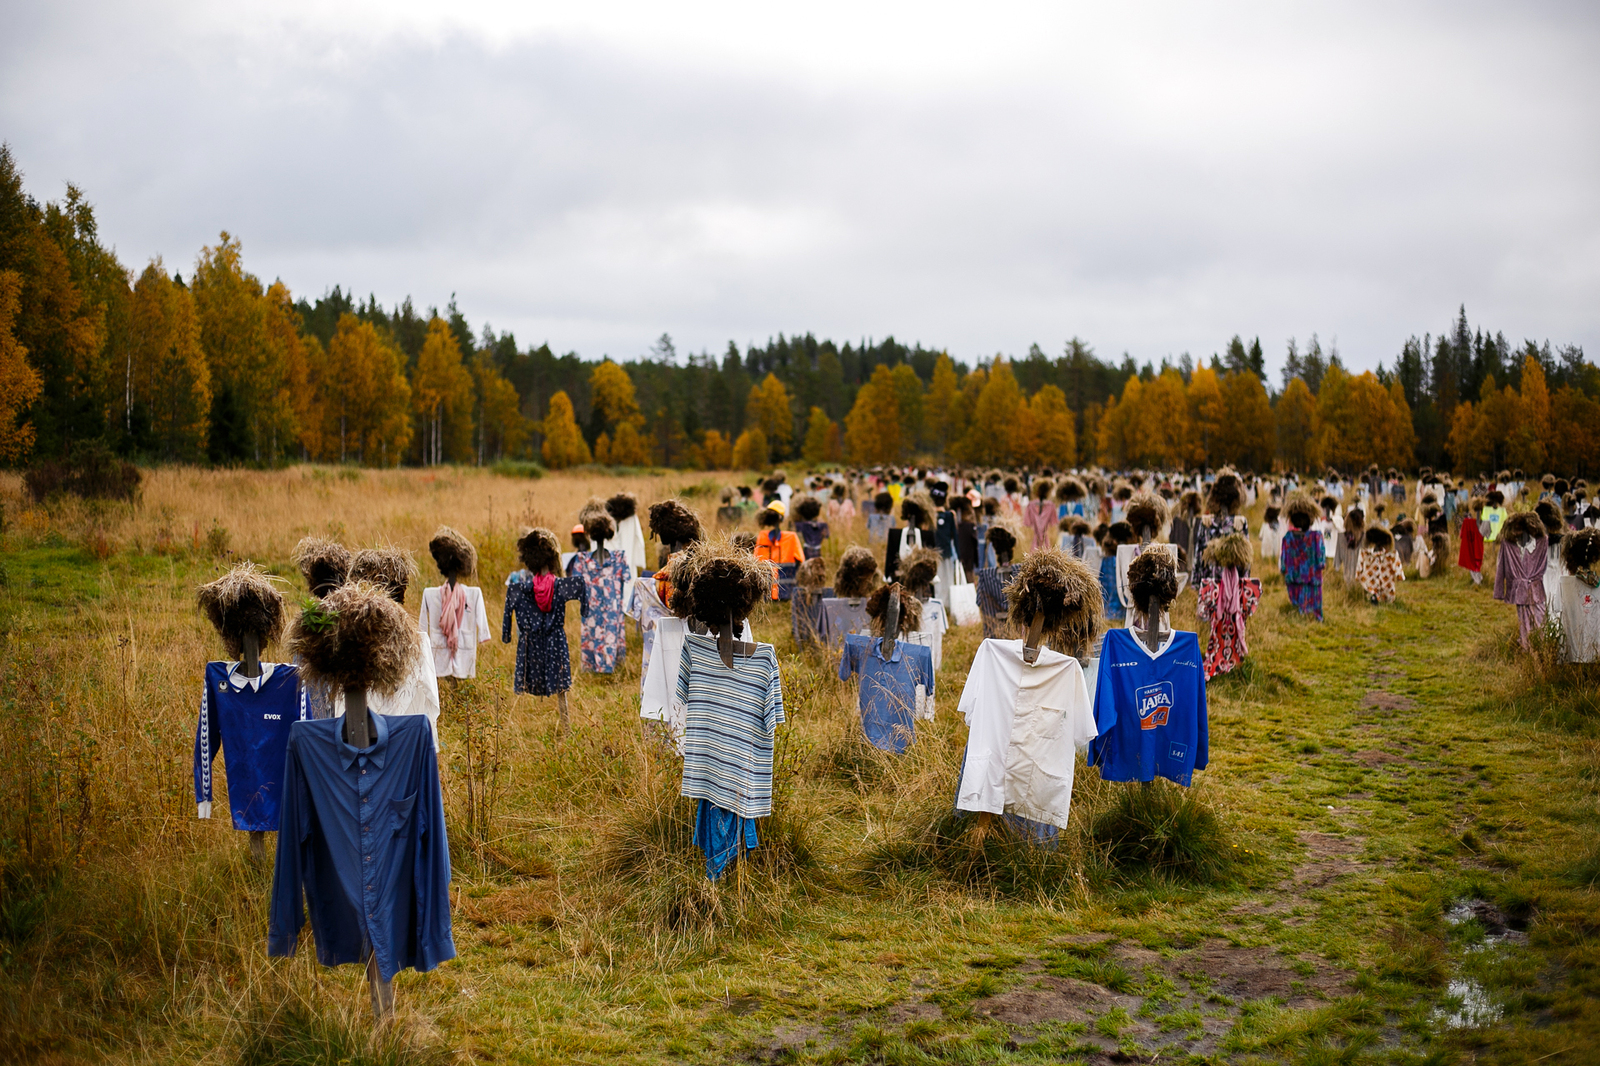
(268, 713, 455, 982)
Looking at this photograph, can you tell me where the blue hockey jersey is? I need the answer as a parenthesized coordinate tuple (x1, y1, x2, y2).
(194, 661, 307, 831)
(1089, 629, 1208, 786)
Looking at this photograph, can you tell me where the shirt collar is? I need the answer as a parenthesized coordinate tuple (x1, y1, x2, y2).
(227, 661, 276, 690)
(872, 637, 904, 664)
(337, 708, 390, 770)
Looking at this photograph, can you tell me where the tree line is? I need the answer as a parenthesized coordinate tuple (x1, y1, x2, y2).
(2, 144, 1596, 476)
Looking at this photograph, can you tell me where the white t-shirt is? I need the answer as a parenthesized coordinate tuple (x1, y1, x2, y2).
(955, 638, 1096, 829)
(419, 584, 492, 679)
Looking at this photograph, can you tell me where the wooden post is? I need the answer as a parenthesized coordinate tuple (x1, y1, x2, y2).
(344, 686, 371, 748)
(1022, 614, 1046, 664)
(366, 951, 394, 1024)
(881, 590, 901, 661)
(556, 691, 570, 737)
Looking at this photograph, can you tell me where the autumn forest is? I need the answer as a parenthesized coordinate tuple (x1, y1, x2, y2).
(2, 144, 1597, 478)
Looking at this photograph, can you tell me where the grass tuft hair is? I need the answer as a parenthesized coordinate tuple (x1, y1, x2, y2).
(866, 582, 923, 636)
(672, 537, 773, 628)
(287, 580, 418, 695)
(580, 496, 617, 542)
(517, 527, 561, 574)
(427, 525, 477, 578)
(1502, 510, 1545, 544)
(1127, 550, 1178, 617)
(196, 562, 287, 659)
(1125, 492, 1169, 538)
(1005, 549, 1103, 656)
(649, 499, 703, 547)
(834, 546, 881, 598)
(1562, 528, 1600, 574)
(1201, 532, 1252, 570)
(900, 547, 941, 593)
(349, 545, 418, 599)
(291, 536, 351, 595)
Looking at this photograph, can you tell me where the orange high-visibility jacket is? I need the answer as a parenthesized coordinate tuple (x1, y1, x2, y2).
(754, 530, 804, 598)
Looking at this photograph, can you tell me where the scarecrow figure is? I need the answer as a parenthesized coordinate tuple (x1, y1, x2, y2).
(1195, 532, 1260, 678)
(1356, 526, 1405, 604)
(570, 498, 631, 674)
(1280, 492, 1326, 619)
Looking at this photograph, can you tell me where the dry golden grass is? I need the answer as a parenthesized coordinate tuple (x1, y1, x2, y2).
(2, 467, 1598, 1066)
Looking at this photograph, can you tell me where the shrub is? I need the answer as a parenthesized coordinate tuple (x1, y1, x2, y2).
(489, 459, 545, 480)
(593, 768, 815, 937)
(1086, 778, 1235, 884)
(24, 440, 141, 503)
(862, 806, 1082, 899)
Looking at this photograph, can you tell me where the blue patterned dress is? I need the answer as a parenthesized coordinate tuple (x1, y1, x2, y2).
(570, 549, 630, 673)
(502, 573, 588, 695)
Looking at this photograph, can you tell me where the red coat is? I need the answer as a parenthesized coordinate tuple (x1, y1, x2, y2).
(1458, 518, 1484, 572)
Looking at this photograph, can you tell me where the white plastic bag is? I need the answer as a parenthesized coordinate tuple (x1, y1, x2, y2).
(948, 563, 980, 627)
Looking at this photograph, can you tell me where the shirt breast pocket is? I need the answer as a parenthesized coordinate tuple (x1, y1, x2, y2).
(389, 792, 417, 836)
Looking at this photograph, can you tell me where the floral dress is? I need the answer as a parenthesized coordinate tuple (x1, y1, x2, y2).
(1356, 549, 1405, 604)
(502, 573, 588, 696)
(1279, 528, 1326, 620)
(570, 549, 631, 673)
(1196, 571, 1262, 678)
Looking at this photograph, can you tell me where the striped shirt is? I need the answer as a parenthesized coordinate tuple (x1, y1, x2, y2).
(676, 632, 785, 818)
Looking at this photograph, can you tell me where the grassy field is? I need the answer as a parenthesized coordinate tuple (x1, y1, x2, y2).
(1, 465, 1598, 1065)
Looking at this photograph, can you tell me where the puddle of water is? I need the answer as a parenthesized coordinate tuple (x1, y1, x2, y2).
(1438, 977, 1500, 1028)
(1433, 899, 1527, 1030)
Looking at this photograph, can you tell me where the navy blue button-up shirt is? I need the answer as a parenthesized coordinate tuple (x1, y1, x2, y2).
(268, 713, 455, 981)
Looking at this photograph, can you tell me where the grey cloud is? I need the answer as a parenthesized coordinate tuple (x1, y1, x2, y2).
(2, 1, 1597, 375)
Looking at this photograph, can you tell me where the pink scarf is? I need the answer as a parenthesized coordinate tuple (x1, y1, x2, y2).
(1218, 567, 1247, 648)
(439, 581, 468, 654)
(531, 573, 556, 612)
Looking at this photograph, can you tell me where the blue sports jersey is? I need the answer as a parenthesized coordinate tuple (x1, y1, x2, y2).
(1089, 629, 1208, 786)
(194, 661, 307, 831)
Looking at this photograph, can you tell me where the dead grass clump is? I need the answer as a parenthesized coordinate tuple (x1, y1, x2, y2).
(593, 769, 816, 937)
(818, 727, 899, 792)
(861, 805, 1083, 900)
(236, 996, 452, 1066)
(1085, 778, 1236, 885)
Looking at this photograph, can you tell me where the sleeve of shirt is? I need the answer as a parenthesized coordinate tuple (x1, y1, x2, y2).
(922, 645, 936, 695)
(474, 588, 492, 642)
(414, 739, 457, 973)
(416, 636, 441, 752)
(1193, 660, 1210, 772)
(674, 637, 692, 711)
(1067, 662, 1096, 750)
(956, 643, 986, 726)
(266, 733, 309, 959)
(837, 641, 857, 682)
(766, 655, 786, 731)
(501, 586, 515, 644)
(1090, 651, 1118, 747)
(194, 676, 216, 817)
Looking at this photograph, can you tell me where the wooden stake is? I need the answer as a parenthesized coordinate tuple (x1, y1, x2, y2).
(366, 951, 394, 1024)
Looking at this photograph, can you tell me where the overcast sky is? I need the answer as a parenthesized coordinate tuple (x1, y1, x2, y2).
(4, 1, 1597, 379)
